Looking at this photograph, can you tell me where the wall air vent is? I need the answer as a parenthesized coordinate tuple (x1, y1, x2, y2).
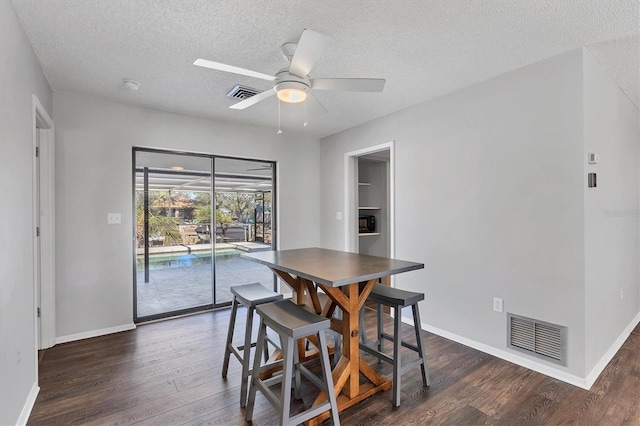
(507, 313, 567, 366)
(226, 85, 260, 100)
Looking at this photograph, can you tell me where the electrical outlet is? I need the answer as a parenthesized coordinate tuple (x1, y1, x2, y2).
(621, 288, 625, 301)
(493, 297, 503, 313)
(16, 350, 21, 365)
(107, 213, 121, 225)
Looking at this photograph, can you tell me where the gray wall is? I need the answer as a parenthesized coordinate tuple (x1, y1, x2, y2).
(52, 92, 321, 340)
(320, 49, 631, 382)
(583, 51, 640, 375)
(0, 0, 53, 423)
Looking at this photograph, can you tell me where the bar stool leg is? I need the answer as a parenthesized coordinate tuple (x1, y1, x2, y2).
(293, 338, 302, 401)
(333, 308, 343, 366)
(245, 318, 266, 422)
(412, 304, 430, 388)
(376, 302, 384, 363)
(240, 303, 255, 407)
(392, 304, 403, 407)
(318, 330, 340, 426)
(262, 329, 270, 363)
(280, 335, 295, 423)
(222, 297, 239, 378)
(359, 307, 366, 345)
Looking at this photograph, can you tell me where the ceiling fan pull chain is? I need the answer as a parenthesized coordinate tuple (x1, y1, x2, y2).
(304, 98, 308, 127)
(277, 99, 283, 134)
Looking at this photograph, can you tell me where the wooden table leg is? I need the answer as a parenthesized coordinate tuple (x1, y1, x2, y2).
(306, 280, 392, 425)
(268, 271, 392, 424)
(343, 283, 360, 398)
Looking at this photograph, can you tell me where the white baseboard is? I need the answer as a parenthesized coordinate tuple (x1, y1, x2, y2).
(16, 382, 39, 425)
(56, 323, 136, 345)
(399, 313, 589, 389)
(585, 311, 640, 388)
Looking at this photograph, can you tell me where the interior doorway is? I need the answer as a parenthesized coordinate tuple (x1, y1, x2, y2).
(133, 149, 276, 322)
(32, 95, 56, 351)
(344, 142, 394, 258)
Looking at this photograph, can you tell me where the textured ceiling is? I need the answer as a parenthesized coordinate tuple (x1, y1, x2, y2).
(10, 0, 640, 139)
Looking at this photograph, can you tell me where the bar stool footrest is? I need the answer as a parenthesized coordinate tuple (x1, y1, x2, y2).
(399, 358, 425, 375)
(360, 342, 394, 364)
(289, 403, 333, 426)
(297, 363, 330, 392)
(379, 332, 419, 352)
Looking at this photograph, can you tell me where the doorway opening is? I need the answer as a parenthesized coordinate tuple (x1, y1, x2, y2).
(133, 149, 276, 322)
(32, 95, 55, 352)
(344, 142, 394, 258)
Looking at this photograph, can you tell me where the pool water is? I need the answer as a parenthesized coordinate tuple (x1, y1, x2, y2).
(137, 249, 240, 269)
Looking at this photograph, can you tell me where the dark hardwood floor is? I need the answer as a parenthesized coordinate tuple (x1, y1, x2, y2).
(29, 309, 639, 425)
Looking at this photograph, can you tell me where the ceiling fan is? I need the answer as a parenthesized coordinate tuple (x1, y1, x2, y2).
(194, 29, 385, 114)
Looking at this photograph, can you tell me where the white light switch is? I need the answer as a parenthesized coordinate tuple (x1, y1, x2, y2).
(107, 213, 121, 224)
(336, 212, 343, 220)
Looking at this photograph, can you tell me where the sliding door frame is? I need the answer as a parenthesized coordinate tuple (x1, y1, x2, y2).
(132, 147, 277, 323)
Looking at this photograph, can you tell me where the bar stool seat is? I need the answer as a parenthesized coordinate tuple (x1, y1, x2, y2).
(222, 282, 283, 407)
(246, 300, 340, 426)
(360, 283, 430, 407)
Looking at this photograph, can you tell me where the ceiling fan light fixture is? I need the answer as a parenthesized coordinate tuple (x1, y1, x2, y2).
(277, 88, 307, 103)
(275, 82, 308, 103)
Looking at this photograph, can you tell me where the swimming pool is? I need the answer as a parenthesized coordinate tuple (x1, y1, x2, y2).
(136, 249, 240, 269)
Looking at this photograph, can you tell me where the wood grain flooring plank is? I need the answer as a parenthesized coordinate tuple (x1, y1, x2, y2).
(182, 394, 275, 426)
(29, 309, 640, 426)
(132, 387, 240, 426)
(174, 365, 241, 392)
(440, 404, 494, 426)
(81, 380, 223, 426)
(469, 363, 544, 417)
(28, 378, 177, 425)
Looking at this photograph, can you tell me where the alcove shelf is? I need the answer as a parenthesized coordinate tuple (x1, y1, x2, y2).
(356, 156, 389, 258)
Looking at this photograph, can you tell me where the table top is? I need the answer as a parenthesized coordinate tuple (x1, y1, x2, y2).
(242, 247, 424, 287)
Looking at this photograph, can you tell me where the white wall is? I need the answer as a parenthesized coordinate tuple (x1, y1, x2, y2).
(583, 51, 640, 375)
(0, 0, 53, 423)
(53, 91, 321, 339)
(320, 50, 590, 380)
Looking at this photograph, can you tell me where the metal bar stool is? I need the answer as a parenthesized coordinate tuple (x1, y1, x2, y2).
(245, 300, 340, 426)
(222, 282, 283, 407)
(359, 283, 430, 407)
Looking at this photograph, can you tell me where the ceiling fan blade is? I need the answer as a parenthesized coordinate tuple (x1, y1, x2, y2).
(229, 89, 275, 110)
(194, 58, 275, 81)
(289, 29, 331, 78)
(311, 78, 386, 92)
(306, 92, 328, 115)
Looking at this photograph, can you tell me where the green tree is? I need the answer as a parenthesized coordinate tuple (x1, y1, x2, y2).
(135, 191, 182, 247)
(193, 202, 232, 225)
(216, 192, 255, 222)
(193, 204, 211, 223)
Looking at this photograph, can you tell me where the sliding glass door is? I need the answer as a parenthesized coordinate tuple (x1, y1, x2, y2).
(133, 149, 276, 322)
(213, 157, 275, 305)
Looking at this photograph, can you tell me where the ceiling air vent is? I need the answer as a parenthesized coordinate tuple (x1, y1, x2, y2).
(507, 313, 567, 366)
(226, 85, 260, 100)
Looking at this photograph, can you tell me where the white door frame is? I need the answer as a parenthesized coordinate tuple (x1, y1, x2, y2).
(343, 141, 395, 256)
(32, 94, 56, 351)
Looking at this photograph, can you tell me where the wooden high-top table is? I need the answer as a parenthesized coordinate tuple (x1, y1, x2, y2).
(242, 247, 424, 424)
